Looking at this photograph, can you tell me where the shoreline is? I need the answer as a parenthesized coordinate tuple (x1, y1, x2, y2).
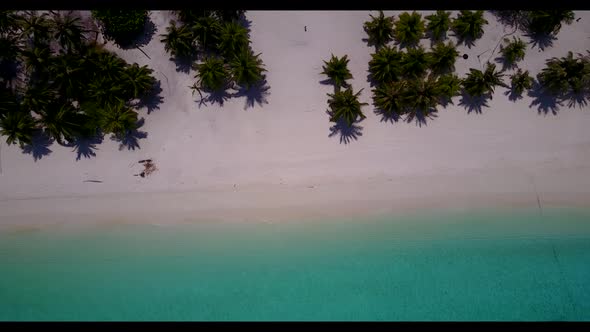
(1, 11, 590, 231)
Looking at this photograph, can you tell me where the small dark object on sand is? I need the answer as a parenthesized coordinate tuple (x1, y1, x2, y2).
(139, 159, 152, 164)
(576, 18, 581, 22)
(463, 54, 469, 59)
(83, 180, 103, 183)
(304, 26, 307, 32)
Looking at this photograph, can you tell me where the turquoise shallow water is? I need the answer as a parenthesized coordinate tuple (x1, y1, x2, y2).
(0, 207, 589, 321)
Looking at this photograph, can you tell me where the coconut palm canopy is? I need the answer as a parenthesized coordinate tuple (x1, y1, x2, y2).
(393, 11, 425, 46)
(195, 57, 230, 91)
(321, 54, 353, 89)
(401, 46, 429, 79)
(372, 80, 408, 117)
(500, 37, 526, 67)
(537, 51, 590, 95)
(510, 69, 533, 96)
(327, 87, 368, 126)
(160, 20, 195, 58)
(368, 46, 403, 84)
(230, 49, 266, 89)
(427, 41, 459, 74)
(0, 11, 159, 155)
(425, 10, 451, 42)
(527, 10, 575, 36)
(462, 63, 507, 97)
(363, 10, 394, 50)
(451, 10, 488, 46)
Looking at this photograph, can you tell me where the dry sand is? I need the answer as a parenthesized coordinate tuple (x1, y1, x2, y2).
(1, 11, 590, 231)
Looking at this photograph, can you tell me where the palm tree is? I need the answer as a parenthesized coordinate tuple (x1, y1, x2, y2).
(510, 69, 533, 96)
(49, 11, 86, 54)
(372, 80, 408, 117)
(401, 46, 429, 79)
(363, 10, 394, 50)
(21, 83, 56, 114)
(527, 10, 575, 36)
(537, 51, 590, 95)
(122, 63, 156, 99)
(425, 10, 451, 41)
(403, 76, 440, 113)
(176, 10, 215, 25)
(321, 54, 353, 90)
(436, 74, 462, 103)
(38, 102, 81, 145)
(500, 37, 526, 67)
(20, 45, 51, 76)
(393, 11, 425, 46)
(462, 63, 507, 97)
(192, 15, 222, 52)
(229, 49, 266, 89)
(49, 54, 85, 98)
(368, 45, 403, 84)
(160, 20, 195, 58)
(93, 52, 127, 81)
(98, 101, 138, 138)
(451, 11, 488, 45)
(427, 41, 459, 74)
(0, 110, 37, 147)
(17, 11, 52, 47)
(195, 57, 230, 91)
(87, 77, 126, 106)
(217, 20, 249, 58)
(327, 87, 368, 126)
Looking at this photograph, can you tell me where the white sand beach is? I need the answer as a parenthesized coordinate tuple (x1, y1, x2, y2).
(1, 11, 590, 230)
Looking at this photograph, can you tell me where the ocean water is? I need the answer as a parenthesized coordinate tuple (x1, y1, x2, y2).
(0, 207, 589, 321)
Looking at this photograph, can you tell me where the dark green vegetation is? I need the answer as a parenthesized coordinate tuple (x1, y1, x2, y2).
(363, 10, 394, 50)
(537, 51, 590, 107)
(425, 10, 451, 42)
(321, 54, 367, 126)
(91, 10, 149, 47)
(160, 10, 267, 107)
(393, 11, 425, 47)
(527, 10, 575, 36)
(451, 10, 487, 47)
(0, 11, 159, 157)
(462, 63, 508, 98)
(499, 37, 527, 68)
(508, 69, 533, 99)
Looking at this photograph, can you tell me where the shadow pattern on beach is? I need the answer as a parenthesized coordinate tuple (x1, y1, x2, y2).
(458, 91, 491, 114)
(116, 18, 157, 50)
(233, 79, 271, 110)
(68, 133, 103, 161)
(135, 80, 164, 114)
(111, 118, 148, 151)
(328, 115, 364, 145)
(21, 130, 53, 161)
(527, 80, 589, 115)
(405, 109, 438, 127)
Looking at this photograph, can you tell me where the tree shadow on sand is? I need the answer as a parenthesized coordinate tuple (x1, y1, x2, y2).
(170, 54, 197, 74)
(524, 32, 557, 52)
(405, 109, 438, 127)
(21, 130, 53, 161)
(327, 111, 364, 145)
(494, 55, 519, 72)
(233, 79, 271, 110)
(374, 107, 402, 124)
(458, 91, 491, 114)
(116, 18, 157, 50)
(135, 80, 164, 114)
(195, 86, 233, 108)
(504, 86, 526, 102)
(111, 118, 148, 151)
(527, 81, 563, 116)
(68, 134, 103, 161)
(453, 33, 478, 49)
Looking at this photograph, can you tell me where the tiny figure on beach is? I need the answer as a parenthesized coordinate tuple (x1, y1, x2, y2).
(576, 17, 581, 22)
(134, 159, 157, 178)
(304, 26, 307, 32)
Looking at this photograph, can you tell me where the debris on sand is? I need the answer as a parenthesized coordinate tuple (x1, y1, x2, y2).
(134, 159, 157, 178)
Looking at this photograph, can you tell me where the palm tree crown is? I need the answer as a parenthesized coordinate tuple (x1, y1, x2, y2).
(230, 49, 266, 89)
(451, 10, 488, 45)
(327, 87, 368, 126)
(425, 10, 451, 41)
(363, 10, 394, 50)
(368, 46, 403, 84)
(393, 11, 425, 46)
(321, 54, 353, 89)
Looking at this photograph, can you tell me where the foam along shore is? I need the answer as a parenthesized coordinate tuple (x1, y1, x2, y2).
(1, 11, 590, 231)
